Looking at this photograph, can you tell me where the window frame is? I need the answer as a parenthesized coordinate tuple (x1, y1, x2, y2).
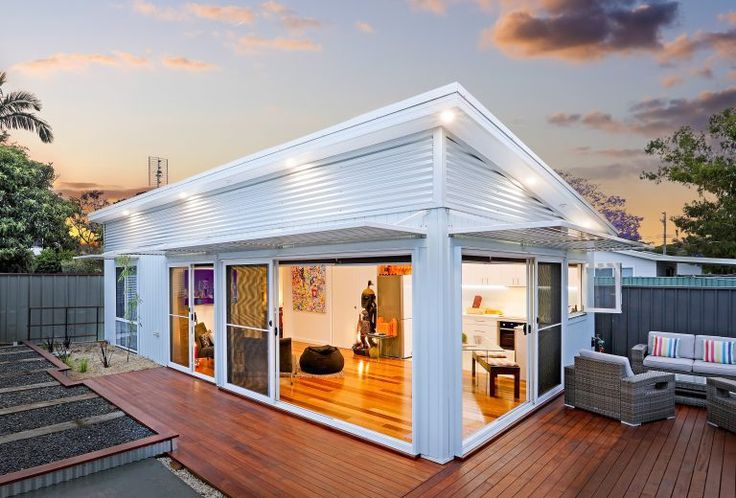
(587, 262, 622, 314)
(567, 262, 586, 318)
(115, 265, 139, 352)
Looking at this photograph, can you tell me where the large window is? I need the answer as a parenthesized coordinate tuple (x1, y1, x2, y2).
(567, 263, 584, 316)
(115, 266, 138, 351)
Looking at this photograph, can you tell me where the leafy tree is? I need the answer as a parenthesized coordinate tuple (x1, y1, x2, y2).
(643, 107, 736, 258)
(557, 171, 643, 240)
(68, 190, 109, 253)
(0, 71, 53, 143)
(33, 248, 70, 273)
(0, 143, 76, 272)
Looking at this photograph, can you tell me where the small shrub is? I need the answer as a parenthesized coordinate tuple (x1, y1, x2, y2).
(44, 334, 55, 353)
(78, 357, 88, 373)
(98, 341, 113, 368)
(62, 355, 73, 367)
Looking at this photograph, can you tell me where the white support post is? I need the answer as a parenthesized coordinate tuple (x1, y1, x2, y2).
(432, 127, 446, 207)
(414, 208, 460, 463)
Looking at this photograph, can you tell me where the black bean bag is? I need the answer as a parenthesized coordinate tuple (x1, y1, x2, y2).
(299, 345, 344, 375)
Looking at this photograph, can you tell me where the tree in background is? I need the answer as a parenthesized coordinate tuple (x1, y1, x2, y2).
(67, 190, 109, 253)
(0, 143, 76, 272)
(0, 71, 53, 143)
(557, 171, 643, 241)
(643, 107, 736, 258)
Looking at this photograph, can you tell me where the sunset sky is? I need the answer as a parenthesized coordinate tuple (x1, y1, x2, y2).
(3, 0, 736, 242)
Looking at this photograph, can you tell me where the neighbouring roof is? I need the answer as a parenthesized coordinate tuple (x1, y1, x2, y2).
(616, 250, 736, 266)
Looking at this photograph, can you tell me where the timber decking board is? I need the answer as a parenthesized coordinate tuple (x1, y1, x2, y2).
(90, 367, 736, 498)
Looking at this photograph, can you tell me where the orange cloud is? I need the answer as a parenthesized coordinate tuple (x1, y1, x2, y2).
(658, 30, 736, 64)
(261, 0, 288, 14)
(355, 21, 375, 34)
(133, 0, 186, 21)
(12, 51, 150, 75)
(660, 74, 683, 88)
(236, 34, 321, 53)
(186, 3, 256, 25)
(718, 12, 736, 25)
(486, 0, 679, 61)
(161, 56, 219, 71)
(409, 0, 447, 15)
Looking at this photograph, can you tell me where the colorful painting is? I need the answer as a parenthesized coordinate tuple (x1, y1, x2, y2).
(291, 265, 326, 313)
(193, 269, 215, 305)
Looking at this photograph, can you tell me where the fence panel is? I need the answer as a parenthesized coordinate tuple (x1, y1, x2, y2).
(0, 273, 104, 344)
(596, 284, 736, 358)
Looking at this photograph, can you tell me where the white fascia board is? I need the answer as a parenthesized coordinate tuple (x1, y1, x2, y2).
(448, 85, 618, 236)
(89, 84, 465, 223)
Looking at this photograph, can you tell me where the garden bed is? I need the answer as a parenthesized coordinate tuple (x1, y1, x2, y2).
(0, 344, 176, 496)
(62, 342, 160, 380)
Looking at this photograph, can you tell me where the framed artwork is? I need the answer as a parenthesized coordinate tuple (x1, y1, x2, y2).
(291, 265, 326, 313)
(193, 269, 215, 305)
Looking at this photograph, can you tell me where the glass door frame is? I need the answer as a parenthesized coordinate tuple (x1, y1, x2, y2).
(218, 258, 277, 404)
(167, 261, 218, 383)
(532, 257, 565, 405)
(459, 250, 537, 451)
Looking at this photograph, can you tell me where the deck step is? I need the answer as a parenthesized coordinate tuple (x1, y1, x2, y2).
(0, 411, 126, 445)
(0, 393, 99, 416)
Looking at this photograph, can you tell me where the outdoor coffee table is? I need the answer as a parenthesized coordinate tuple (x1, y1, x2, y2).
(471, 351, 520, 399)
(674, 374, 707, 407)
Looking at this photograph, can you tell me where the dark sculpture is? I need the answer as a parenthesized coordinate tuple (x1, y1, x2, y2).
(352, 281, 377, 356)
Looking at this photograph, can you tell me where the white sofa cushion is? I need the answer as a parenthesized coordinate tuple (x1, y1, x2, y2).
(695, 335, 736, 362)
(643, 355, 694, 373)
(648, 331, 695, 359)
(692, 360, 736, 377)
(579, 349, 634, 378)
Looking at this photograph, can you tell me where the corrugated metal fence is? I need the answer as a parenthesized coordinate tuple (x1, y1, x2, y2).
(595, 277, 736, 357)
(0, 274, 104, 344)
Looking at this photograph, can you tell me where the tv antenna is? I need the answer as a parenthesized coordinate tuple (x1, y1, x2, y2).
(148, 156, 169, 188)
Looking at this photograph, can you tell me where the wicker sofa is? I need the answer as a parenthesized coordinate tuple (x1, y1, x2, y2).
(565, 350, 675, 426)
(707, 377, 736, 434)
(631, 331, 736, 379)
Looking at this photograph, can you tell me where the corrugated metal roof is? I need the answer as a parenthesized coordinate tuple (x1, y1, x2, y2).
(451, 221, 644, 251)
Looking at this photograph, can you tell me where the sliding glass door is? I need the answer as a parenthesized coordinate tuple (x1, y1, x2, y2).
(536, 261, 562, 397)
(168, 264, 217, 379)
(224, 263, 272, 397)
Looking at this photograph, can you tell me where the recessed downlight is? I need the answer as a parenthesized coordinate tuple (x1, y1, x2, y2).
(440, 110, 455, 124)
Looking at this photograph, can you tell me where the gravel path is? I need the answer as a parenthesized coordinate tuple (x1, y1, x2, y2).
(158, 457, 225, 498)
(0, 416, 155, 475)
(0, 351, 41, 363)
(0, 397, 117, 436)
(0, 358, 53, 374)
(0, 346, 31, 353)
(0, 385, 90, 410)
(2, 371, 54, 388)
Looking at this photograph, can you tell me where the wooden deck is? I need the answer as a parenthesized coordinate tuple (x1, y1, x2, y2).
(91, 367, 736, 497)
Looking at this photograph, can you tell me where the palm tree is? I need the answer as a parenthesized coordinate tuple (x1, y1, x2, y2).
(0, 71, 53, 143)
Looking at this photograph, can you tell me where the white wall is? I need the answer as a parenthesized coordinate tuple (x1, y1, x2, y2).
(564, 314, 593, 367)
(280, 265, 378, 349)
(594, 252, 657, 277)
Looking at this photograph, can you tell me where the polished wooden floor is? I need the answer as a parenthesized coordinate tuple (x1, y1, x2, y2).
(91, 368, 736, 497)
(280, 342, 525, 441)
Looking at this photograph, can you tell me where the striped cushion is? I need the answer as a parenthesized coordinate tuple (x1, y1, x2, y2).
(652, 335, 680, 358)
(703, 339, 735, 364)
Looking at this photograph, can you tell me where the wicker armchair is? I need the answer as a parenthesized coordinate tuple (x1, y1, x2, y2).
(565, 353, 675, 426)
(707, 377, 736, 434)
(630, 344, 647, 374)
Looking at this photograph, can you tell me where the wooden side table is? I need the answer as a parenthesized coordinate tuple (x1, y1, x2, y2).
(472, 352, 520, 399)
